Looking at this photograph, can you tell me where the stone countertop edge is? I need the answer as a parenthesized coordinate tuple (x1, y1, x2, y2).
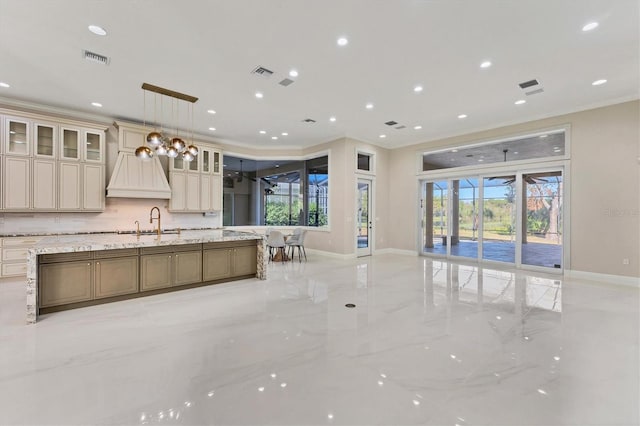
(0, 227, 227, 238)
(27, 230, 264, 255)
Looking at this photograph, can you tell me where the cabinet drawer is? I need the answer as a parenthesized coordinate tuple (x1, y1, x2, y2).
(2, 247, 28, 262)
(203, 240, 256, 250)
(94, 248, 139, 259)
(2, 237, 43, 247)
(40, 251, 92, 263)
(2, 262, 27, 277)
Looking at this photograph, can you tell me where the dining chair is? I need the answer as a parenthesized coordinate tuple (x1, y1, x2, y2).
(285, 228, 307, 262)
(266, 230, 286, 262)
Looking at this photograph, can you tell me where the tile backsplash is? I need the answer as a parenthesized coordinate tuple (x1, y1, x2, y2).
(0, 198, 221, 235)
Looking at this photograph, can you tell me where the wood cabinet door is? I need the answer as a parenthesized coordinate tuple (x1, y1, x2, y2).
(200, 174, 212, 211)
(203, 248, 232, 281)
(58, 162, 81, 210)
(39, 261, 93, 307)
(83, 164, 104, 210)
(211, 175, 222, 211)
(94, 257, 139, 299)
(169, 172, 186, 211)
(3, 156, 30, 209)
(233, 245, 257, 277)
(140, 253, 173, 291)
(174, 250, 202, 286)
(186, 173, 200, 211)
(33, 159, 56, 210)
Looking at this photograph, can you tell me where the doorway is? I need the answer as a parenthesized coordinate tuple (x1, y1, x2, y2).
(357, 178, 373, 256)
(421, 169, 564, 271)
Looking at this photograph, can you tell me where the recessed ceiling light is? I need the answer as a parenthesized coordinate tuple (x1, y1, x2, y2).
(379, 134, 386, 138)
(281, 132, 288, 136)
(540, 134, 548, 138)
(513, 151, 519, 154)
(480, 61, 492, 68)
(255, 92, 264, 99)
(208, 127, 216, 131)
(329, 116, 336, 122)
(365, 103, 374, 109)
(289, 69, 298, 78)
(458, 114, 467, 119)
(207, 109, 216, 114)
(414, 85, 423, 93)
(259, 130, 266, 134)
(0, 82, 10, 88)
(452, 149, 458, 152)
(88, 25, 107, 36)
(582, 22, 599, 32)
(413, 125, 422, 130)
(515, 99, 526, 105)
(337, 37, 349, 46)
(478, 159, 484, 162)
(271, 136, 278, 140)
(592, 79, 607, 86)
(91, 102, 102, 107)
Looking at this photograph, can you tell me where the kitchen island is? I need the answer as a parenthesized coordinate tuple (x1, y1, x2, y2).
(26, 230, 266, 324)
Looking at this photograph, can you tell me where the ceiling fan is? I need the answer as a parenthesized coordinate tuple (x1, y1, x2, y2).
(487, 150, 548, 184)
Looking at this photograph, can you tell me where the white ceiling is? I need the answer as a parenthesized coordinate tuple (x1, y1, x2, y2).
(0, 0, 637, 150)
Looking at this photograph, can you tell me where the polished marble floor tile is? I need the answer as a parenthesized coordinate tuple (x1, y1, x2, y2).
(0, 255, 638, 425)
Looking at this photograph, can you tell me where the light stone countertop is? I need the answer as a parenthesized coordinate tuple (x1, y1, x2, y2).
(26, 229, 267, 324)
(27, 229, 264, 255)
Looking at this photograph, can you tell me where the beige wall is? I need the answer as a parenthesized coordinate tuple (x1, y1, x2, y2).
(388, 101, 640, 278)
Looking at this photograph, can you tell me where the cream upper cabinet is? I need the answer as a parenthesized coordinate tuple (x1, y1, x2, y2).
(5, 117, 30, 156)
(168, 145, 222, 212)
(32, 159, 57, 210)
(60, 127, 80, 161)
(2, 156, 30, 210)
(0, 109, 106, 212)
(34, 122, 57, 158)
(84, 130, 103, 162)
(83, 164, 105, 211)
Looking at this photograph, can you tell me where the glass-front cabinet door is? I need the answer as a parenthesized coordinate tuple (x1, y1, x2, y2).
(173, 156, 184, 171)
(5, 118, 29, 155)
(188, 154, 199, 172)
(35, 123, 56, 158)
(213, 151, 220, 174)
(201, 149, 211, 173)
(60, 128, 80, 160)
(84, 131, 103, 162)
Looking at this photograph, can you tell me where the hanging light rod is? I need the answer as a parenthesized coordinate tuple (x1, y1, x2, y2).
(141, 83, 198, 103)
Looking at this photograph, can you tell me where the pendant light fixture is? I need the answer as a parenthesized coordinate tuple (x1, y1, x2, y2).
(136, 83, 200, 162)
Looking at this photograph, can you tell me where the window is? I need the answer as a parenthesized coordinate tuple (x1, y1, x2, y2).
(357, 153, 372, 171)
(222, 155, 329, 227)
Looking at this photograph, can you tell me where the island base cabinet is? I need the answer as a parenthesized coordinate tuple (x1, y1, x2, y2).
(39, 261, 92, 307)
(140, 253, 173, 291)
(203, 248, 232, 281)
(94, 257, 139, 299)
(174, 250, 202, 286)
(234, 245, 257, 276)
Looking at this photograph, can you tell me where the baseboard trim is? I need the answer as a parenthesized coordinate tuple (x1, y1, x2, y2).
(374, 248, 419, 256)
(304, 248, 357, 260)
(565, 269, 640, 288)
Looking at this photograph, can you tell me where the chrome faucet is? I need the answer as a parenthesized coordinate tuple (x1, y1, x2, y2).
(150, 206, 161, 237)
(134, 220, 140, 237)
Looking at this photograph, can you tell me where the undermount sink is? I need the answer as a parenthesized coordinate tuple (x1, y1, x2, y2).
(116, 229, 181, 235)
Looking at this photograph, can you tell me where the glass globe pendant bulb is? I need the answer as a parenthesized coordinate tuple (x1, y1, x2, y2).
(135, 146, 154, 160)
(146, 131, 163, 147)
(155, 144, 168, 156)
(171, 137, 186, 152)
(182, 151, 195, 162)
(187, 145, 199, 156)
(166, 146, 179, 158)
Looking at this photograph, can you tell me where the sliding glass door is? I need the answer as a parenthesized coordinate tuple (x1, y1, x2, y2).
(421, 169, 563, 271)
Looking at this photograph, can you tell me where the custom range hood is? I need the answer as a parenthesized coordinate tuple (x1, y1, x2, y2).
(106, 121, 172, 199)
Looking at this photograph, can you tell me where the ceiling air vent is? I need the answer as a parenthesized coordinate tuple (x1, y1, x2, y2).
(302, 118, 316, 123)
(279, 78, 294, 87)
(83, 50, 110, 65)
(385, 120, 398, 126)
(251, 66, 274, 77)
(518, 79, 539, 89)
(526, 88, 544, 96)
